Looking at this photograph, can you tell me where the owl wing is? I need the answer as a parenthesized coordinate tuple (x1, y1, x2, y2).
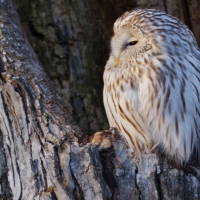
(138, 53, 200, 163)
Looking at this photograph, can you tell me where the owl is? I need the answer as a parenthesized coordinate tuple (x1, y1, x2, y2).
(103, 9, 200, 164)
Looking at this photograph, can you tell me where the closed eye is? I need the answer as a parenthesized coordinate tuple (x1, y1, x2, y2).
(128, 41, 138, 46)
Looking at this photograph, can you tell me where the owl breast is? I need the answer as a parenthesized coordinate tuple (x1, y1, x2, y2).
(103, 57, 152, 153)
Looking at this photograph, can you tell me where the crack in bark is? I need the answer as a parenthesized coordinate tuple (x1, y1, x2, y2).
(99, 148, 118, 199)
(54, 146, 63, 184)
(69, 145, 84, 200)
(0, 130, 12, 199)
(6, 144, 15, 187)
(0, 93, 14, 143)
(15, 154, 23, 200)
(49, 189, 59, 200)
(154, 171, 163, 200)
(71, 171, 84, 200)
(31, 159, 40, 194)
(28, 21, 45, 40)
(13, 84, 30, 127)
(135, 165, 142, 200)
(40, 157, 48, 192)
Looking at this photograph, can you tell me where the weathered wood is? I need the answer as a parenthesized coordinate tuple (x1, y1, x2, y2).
(0, 1, 109, 199)
(70, 143, 111, 200)
(111, 128, 200, 200)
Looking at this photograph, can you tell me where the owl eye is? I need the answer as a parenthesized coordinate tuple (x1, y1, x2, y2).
(128, 41, 138, 46)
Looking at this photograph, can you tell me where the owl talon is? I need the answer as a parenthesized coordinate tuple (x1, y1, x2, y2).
(89, 130, 113, 151)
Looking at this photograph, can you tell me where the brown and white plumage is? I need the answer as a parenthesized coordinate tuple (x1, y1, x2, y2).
(103, 9, 200, 164)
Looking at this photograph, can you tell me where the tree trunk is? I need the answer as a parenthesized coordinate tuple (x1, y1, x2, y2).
(0, 0, 200, 200)
(0, 1, 110, 199)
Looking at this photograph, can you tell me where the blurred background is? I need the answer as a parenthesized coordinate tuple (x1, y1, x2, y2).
(16, 0, 200, 134)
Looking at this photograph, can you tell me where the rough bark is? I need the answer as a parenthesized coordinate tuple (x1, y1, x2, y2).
(111, 128, 200, 200)
(0, 1, 200, 200)
(0, 1, 110, 199)
(16, 0, 111, 135)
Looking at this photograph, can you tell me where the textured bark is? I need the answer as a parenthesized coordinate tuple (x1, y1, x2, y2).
(111, 128, 200, 200)
(0, 0, 200, 200)
(0, 1, 109, 199)
(16, 0, 111, 135)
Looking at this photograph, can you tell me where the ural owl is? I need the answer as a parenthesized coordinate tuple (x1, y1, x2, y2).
(103, 9, 200, 164)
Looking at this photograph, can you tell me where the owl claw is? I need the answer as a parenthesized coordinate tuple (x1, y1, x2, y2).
(89, 130, 113, 151)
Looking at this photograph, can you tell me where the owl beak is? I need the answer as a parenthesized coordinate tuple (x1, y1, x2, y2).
(115, 57, 121, 64)
(110, 54, 121, 65)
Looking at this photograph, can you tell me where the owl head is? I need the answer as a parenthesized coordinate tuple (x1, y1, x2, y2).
(110, 9, 198, 64)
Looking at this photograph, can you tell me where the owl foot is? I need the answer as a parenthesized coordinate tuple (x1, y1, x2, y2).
(89, 127, 121, 151)
(89, 130, 113, 150)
